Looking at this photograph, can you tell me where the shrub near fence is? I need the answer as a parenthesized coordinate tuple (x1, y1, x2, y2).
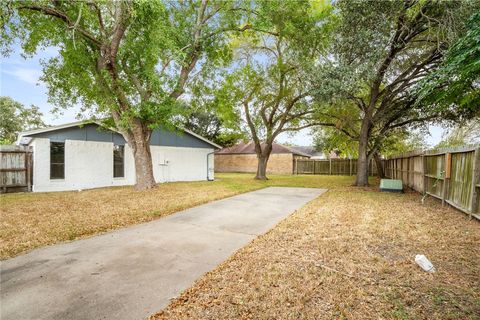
(384, 145, 480, 219)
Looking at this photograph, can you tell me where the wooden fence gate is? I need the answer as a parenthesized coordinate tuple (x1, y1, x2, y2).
(0, 145, 33, 193)
(384, 145, 480, 218)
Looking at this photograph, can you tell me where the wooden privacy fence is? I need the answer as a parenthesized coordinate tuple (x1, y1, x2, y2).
(0, 145, 33, 193)
(384, 145, 480, 218)
(295, 158, 378, 176)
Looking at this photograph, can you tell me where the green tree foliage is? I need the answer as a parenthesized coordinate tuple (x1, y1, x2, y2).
(314, 125, 427, 159)
(211, 0, 334, 179)
(183, 108, 245, 147)
(1, 0, 245, 189)
(0, 96, 45, 144)
(435, 121, 480, 148)
(322, 127, 427, 178)
(314, 0, 479, 186)
(313, 127, 358, 159)
(380, 131, 427, 157)
(313, 126, 426, 177)
(417, 12, 480, 117)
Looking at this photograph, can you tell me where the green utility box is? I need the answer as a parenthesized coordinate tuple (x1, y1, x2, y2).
(380, 179, 403, 193)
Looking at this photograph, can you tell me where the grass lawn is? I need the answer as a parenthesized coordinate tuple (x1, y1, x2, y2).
(150, 174, 480, 319)
(2, 174, 479, 319)
(0, 173, 349, 260)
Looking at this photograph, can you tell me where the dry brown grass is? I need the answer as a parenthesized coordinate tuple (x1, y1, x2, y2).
(152, 181, 480, 319)
(0, 174, 351, 260)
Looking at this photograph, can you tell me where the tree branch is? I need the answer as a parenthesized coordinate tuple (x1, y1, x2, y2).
(19, 4, 102, 47)
(169, 0, 207, 99)
(109, 1, 129, 59)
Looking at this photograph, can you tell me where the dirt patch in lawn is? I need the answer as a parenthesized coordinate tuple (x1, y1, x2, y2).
(151, 186, 480, 319)
(0, 174, 353, 260)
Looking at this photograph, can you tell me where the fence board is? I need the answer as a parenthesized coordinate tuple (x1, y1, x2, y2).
(0, 145, 33, 193)
(472, 148, 480, 214)
(384, 145, 480, 217)
(295, 158, 377, 176)
(425, 154, 445, 200)
(448, 151, 474, 211)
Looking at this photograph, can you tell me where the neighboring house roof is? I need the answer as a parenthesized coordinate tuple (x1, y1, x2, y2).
(215, 141, 311, 157)
(18, 120, 221, 149)
(289, 146, 326, 158)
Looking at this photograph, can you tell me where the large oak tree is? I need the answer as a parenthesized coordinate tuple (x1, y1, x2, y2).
(314, 0, 479, 186)
(212, 0, 334, 180)
(1, 0, 245, 189)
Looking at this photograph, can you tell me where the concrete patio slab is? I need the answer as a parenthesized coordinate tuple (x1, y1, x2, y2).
(0, 187, 326, 320)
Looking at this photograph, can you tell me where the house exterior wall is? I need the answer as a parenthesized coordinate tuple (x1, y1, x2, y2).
(214, 153, 294, 174)
(150, 145, 214, 183)
(31, 138, 214, 192)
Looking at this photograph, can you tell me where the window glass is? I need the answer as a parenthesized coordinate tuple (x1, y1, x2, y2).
(50, 142, 65, 179)
(113, 145, 124, 178)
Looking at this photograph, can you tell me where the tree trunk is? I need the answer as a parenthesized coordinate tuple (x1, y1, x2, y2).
(373, 152, 385, 179)
(131, 141, 156, 190)
(255, 155, 269, 180)
(254, 142, 273, 180)
(128, 121, 156, 190)
(355, 121, 371, 186)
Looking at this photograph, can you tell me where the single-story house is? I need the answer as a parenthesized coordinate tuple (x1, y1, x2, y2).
(17, 121, 220, 192)
(214, 141, 310, 174)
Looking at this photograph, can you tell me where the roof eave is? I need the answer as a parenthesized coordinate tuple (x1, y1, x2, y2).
(18, 120, 100, 139)
(17, 120, 221, 149)
(182, 128, 221, 149)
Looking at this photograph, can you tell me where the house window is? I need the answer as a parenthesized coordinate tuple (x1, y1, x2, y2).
(50, 142, 65, 179)
(113, 145, 124, 178)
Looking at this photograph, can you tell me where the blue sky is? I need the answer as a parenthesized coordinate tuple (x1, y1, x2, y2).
(1, 45, 445, 146)
(0, 45, 80, 126)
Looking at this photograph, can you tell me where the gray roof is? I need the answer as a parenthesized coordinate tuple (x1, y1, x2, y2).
(19, 121, 221, 149)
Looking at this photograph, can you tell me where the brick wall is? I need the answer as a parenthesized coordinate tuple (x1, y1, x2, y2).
(214, 153, 294, 174)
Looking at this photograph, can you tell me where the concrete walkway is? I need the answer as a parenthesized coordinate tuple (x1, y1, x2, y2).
(1, 187, 326, 320)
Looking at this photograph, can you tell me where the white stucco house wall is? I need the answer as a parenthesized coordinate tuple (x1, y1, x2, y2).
(18, 121, 220, 192)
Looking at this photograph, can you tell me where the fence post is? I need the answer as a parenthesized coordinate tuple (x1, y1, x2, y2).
(388, 159, 390, 178)
(329, 158, 332, 175)
(444, 153, 452, 207)
(406, 157, 410, 187)
(349, 158, 352, 176)
(384, 159, 387, 178)
(392, 159, 395, 178)
(441, 153, 447, 206)
(471, 148, 480, 215)
(25, 150, 31, 192)
(392, 159, 395, 179)
(400, 156, 403, 183)
(391, 159, 393, 178)
(396, 159, 399, 179)
(422, 154, 427, 196)
(28, 151, 33, 191)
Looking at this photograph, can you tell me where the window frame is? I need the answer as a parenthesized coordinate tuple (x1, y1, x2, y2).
(50, 141, 65, 180)
(113, 144, 125, 178)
